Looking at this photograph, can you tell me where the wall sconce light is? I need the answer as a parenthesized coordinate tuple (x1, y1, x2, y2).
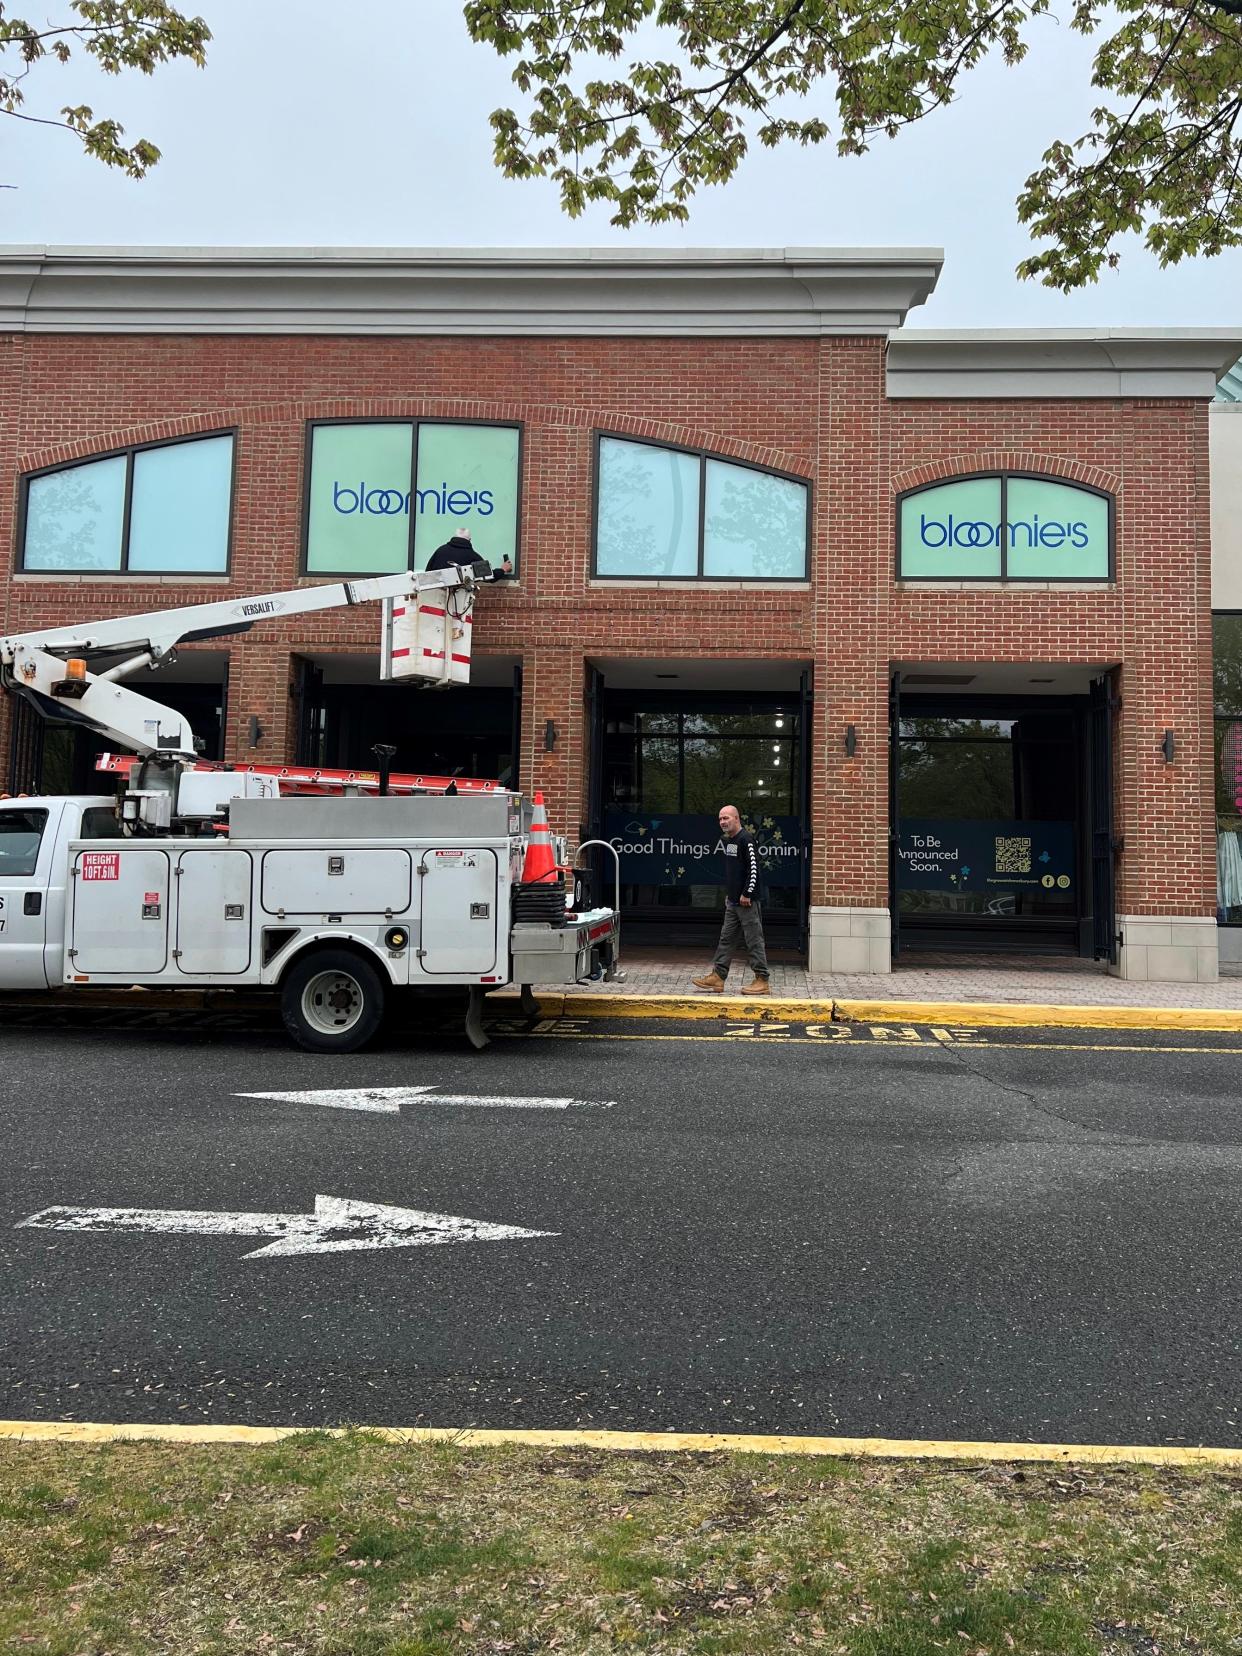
(844, 724, 858, 758)
(247, 715, 265, 748)
(544, 719, 558, 752)
(1161, 729, 1176, 764)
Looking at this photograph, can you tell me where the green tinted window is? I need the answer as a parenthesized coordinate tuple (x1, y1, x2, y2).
(412, 424, 520, 572)
(899, 474, 1112, 580)
(305, 424, 413, 574)
(1005, 477, 1109, 578)
(899, 477, 1002, 578)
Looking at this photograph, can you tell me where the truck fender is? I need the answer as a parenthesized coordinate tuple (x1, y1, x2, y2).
(274, 932, 403, 987)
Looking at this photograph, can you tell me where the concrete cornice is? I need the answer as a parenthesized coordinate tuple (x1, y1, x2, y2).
(886, 328, 1242, 399)
(0, 245, 943, 337)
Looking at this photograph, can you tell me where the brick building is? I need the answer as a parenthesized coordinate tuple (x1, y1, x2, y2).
(2, 247, 1239, 980)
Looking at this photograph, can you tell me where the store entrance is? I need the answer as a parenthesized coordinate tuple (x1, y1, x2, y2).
(296, 655, 522, 787)
(587, 668, 812, 948)
(890, 678, 1112, 957)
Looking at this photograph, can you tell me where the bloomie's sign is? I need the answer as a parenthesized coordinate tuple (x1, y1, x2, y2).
(306, 422, 520, 574)
(603, 810, 802, 889)
(898, 474, 1111, 580)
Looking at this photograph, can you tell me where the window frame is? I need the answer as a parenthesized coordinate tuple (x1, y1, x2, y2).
(16, 429, 238, 576)
(300, 416, 525, 578)
(590, 431, 812, 583)
(0, 806, 49, 877)
(894, 469, 1116, 584)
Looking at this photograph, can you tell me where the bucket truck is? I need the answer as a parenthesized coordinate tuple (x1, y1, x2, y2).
(0, 566, 620, 1051)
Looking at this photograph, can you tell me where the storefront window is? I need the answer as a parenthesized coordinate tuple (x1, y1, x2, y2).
(303, 420, 521, 575)
(602, 706, 802, 921)
(20, 435, 235, 575)
(897, 473, 1112, 581)
(594, 436, 809, 580)
(895, 714, 1079, 920)
(1213, 614, 1242, 924)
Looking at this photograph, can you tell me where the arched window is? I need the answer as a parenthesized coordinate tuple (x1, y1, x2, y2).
(896, 472, 1114, 581)
(19, 433, 235, 574)
(593, 434, 809, 580)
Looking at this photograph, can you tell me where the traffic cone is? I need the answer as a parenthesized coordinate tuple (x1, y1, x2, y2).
(520, 790, 559, 885)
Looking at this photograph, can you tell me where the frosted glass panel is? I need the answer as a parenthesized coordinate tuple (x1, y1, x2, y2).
(306, 423, 414, 573)
(128, 436, 233, 572)
(704, 459, 807, 578)
(596, 437, 699, 576)
(899, 478, 1003, 577)
(412, 424, 520, 571)
(1005, 477, 1110, 578)
(23, 455, 126, 571)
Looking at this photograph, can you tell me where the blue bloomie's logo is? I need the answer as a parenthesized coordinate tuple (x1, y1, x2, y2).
(920, 513, 1090, 550)
(332, 481, 495, 517)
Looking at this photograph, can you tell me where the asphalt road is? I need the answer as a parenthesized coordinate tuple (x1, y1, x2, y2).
(2, 1003, 1240, 1447)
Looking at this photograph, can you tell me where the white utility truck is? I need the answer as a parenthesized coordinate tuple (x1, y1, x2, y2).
(0, 567, 620, 1051)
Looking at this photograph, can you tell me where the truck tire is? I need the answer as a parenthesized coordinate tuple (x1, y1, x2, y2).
(281, 948, 387, 1053)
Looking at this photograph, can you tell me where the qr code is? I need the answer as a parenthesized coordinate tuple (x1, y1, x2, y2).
(994, 836, 1032, 874)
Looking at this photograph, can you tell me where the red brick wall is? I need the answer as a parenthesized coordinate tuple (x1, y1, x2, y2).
(0, 331, 1217, 922)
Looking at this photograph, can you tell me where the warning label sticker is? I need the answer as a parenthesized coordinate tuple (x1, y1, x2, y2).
(81, 853, 120, 881)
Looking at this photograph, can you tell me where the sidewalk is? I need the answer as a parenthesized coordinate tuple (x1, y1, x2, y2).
(532, 946, 1242, 1010)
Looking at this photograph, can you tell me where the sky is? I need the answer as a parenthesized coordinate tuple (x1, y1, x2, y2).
(2, 0, 1240, 329)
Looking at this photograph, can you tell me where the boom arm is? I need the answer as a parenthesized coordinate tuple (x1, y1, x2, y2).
(0, 565, 485, 760)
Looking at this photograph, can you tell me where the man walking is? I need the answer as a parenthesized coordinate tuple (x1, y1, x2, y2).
(692, 803, 771, 995)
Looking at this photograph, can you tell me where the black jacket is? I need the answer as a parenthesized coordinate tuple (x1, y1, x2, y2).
(426, 535, 488, 573)
(723, 828, 761, 903)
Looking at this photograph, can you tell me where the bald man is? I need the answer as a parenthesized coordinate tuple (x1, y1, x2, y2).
(692, 803, 770, 995)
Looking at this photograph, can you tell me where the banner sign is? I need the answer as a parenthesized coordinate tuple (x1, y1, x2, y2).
(896, 818, 1076, 899)
(603, 810, 803, 889)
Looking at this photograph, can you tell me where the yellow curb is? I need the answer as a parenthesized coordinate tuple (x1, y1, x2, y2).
(0, 1419, 1239, 1469)
(534, 992, 823, 1022)
(525, 991, 1242, 1033)
(835, 999, 1242, 1033)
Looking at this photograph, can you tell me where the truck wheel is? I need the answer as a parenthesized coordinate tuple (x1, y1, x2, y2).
(281, 949, 387, 1053)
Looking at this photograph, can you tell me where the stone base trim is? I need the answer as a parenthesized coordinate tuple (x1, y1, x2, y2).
(1111, 914, 1219, 984)
(807, 906, 891, 975)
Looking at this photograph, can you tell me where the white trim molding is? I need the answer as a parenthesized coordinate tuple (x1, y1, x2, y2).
(0, 245, 943, 337)
(886, 328, 1242, 400)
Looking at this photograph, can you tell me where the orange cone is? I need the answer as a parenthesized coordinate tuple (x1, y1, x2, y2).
(521, 790, 559, 885)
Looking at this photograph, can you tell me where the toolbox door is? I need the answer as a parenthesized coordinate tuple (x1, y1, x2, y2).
(176, 850, 254, 975)
(415, 848, 498, 976)
(69, 846, 170, 975)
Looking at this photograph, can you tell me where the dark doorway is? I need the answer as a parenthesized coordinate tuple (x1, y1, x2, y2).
(305, 680, 519, 788)
(891, 692, 1102, 955)
(588, 687, 807, 946)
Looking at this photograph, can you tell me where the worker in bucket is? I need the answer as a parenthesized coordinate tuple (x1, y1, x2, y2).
(692, 804, 771, 995)
(426, 525, 512, 579)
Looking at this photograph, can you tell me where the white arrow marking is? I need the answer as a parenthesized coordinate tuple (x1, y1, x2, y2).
(236, 1087, 613, 1113)
(17, 1194, 557, 1259)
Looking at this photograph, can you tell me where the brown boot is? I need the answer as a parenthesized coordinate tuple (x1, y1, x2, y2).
(691, 971, 726, 992)
(741, 976, 771, 995)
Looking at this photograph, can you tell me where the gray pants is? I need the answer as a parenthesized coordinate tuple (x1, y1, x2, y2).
(712, 900, 769, 981)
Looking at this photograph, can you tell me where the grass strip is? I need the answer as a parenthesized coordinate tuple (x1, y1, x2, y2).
(2, 1432, 1240, 1654)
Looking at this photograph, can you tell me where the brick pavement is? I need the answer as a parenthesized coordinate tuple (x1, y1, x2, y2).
(534, 947, 1242, 1009)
